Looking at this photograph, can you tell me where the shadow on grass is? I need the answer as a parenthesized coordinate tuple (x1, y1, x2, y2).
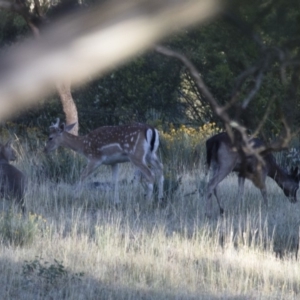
(0, 256, 252, 300)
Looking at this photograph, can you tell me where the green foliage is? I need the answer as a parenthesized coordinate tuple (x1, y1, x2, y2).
(72, 53, 184, 130)
(155, 176, 182, 204)
(160, 123, 220, 171)
(0, 11, 28, 46)
(164, 1, 300, 135)
(9, 51, 185, 132)
(0, 211, 47, 247)
(22, 256, 84, 295)
(40, 149, 86, 184)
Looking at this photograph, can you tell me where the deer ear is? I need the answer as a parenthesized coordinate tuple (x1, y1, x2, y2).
(58, 122, 65, 133)
(64, 122, 77, 132)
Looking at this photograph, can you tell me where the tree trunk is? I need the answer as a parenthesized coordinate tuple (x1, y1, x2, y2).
(56, 82, 79, 135)
(6, 0, 80, 136)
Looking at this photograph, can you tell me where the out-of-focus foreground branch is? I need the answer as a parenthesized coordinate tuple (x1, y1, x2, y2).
(0, 0, 221, 120)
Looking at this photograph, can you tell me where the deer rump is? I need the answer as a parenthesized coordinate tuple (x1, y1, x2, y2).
(206, 132, 273, 184)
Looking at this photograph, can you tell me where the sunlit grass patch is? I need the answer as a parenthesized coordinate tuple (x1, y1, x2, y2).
(0, 211, 48, 247)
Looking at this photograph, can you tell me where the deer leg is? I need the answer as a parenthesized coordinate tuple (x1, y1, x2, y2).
(237, 176, 245, 201)
(147, 154, 164, 202)
(157, 171, 164, 203)
(213, 187, 224, 215)
(130, 157, 155, 202)
(132, 169, 143, 188)
(236, 176, 245, 211)
(76, 160, 102, 191)
(205, 161, 234, 218)
(258, 173, 268, 208)
(260, 188, 268, 208)
(111, 164, 120, 204)
(205, 174, 223, 218)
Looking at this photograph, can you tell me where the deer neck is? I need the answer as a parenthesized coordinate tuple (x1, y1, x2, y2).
(61, 132, 85, 154)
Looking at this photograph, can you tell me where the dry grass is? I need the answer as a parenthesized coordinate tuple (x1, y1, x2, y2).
(0, 140, 300, 300)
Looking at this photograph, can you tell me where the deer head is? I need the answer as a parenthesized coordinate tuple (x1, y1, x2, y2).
(44, 118, 77, 153)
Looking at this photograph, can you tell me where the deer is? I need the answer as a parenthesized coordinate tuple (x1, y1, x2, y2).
(0, 140, 26, 213)
(44, 118, 164, 204)
(204, 132, 300, 218)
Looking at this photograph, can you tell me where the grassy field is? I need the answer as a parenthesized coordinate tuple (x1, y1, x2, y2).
(1, 135, 300, 300)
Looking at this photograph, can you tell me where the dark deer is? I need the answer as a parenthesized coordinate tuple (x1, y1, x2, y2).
(204, 132, 300, 217)
(0, 140, 26, 213)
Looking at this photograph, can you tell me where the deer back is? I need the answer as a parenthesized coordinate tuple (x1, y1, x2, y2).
(87, 123, 151, 145)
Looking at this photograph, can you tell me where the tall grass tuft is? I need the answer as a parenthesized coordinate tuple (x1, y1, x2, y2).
(0, 211, 47, 247)
(160, 122, 220, 172)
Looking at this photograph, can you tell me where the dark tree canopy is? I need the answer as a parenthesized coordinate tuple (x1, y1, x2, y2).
(0, 0, 299, 141)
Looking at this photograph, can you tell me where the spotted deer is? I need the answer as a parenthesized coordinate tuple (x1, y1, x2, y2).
(0, 140, 26, 213)
(204, 132, 300, 217)
(44, 119, 164, 203)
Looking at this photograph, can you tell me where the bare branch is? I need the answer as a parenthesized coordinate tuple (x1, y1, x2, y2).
(222, 91, 240, 112)
(154, 44, 249, 142)
(232, 65, 258, 96)
(177, 89, 207, 123)
(251, 97, 274, 139)
(155, 44, 296, 184)
(154, 45, 224, 119)
(154, 44, 261, 167)
(242, 69, 264, 109)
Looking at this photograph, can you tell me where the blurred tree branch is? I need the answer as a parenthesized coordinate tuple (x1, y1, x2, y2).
(0, 0, 79, 134)
(0, 0, 221, 121)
